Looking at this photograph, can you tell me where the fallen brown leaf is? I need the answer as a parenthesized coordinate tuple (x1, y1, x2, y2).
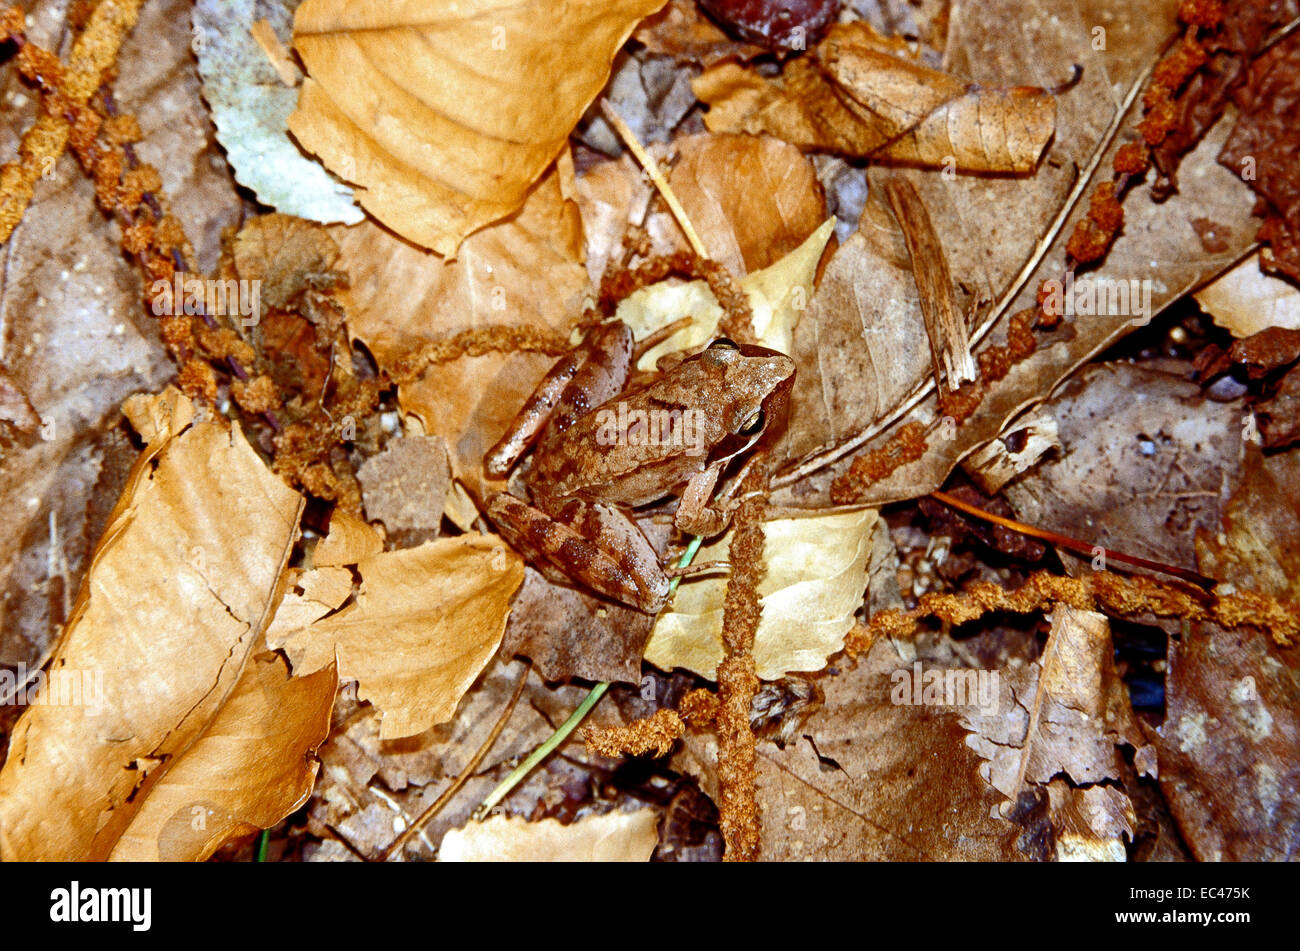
(0, 392, 303, 860)
(694, 22, 1056, 172)
(273, 535, 524, 739)
(333, 169, 587, 501)
(107, 652, 335, 861)
(289, 0, 666, 255)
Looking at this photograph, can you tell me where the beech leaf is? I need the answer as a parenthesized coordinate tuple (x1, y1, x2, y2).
(438, 810, 659, 862)
(193, 0, 363, 224)
(0, 391, 303, 860)
(273, 536, 524, 739)
(289, 0, 667, 255)
(645, 508, 876, 680)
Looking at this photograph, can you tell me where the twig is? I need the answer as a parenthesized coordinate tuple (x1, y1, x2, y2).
(382, 661, 531, 860)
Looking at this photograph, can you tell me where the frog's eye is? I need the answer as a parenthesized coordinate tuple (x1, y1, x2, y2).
(737, 408, 764, 435)
(709, 337, 740, 351)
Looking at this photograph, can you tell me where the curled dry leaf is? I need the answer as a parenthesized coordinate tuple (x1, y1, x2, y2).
(961, 607, 1150, 800)
(289, 0, 667, 255)
(0, 391, 304, 860)
(645, 508, 876, 680)
(694, 22, 1056, 173)
(107, 652, 336, 861)
(1194, 251, 1300, 337)
(193, 0, 363, 224)
(272, 536, 524, 739)
(438, 810, 659, 862)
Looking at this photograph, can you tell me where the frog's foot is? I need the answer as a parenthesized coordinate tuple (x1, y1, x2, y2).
(487, 492, 669, 613)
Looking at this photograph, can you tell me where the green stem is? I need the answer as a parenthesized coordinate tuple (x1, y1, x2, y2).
(470, 536, 705, 820)
(473, 681, 610, 820)
(254, 829, 269, 862)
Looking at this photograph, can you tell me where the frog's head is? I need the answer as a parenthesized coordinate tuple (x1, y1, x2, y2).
(700, 337, 796, 445)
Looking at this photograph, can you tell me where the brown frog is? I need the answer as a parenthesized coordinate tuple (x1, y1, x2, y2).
(484, 320, 794, 612)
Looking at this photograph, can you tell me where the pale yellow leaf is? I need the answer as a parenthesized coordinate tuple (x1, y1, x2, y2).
(1195, 251, 1300, 337)
(438, 810, 658, 862)
(289, 0, 666, 255)
(619, 218, 834, 369)
(278, 536, 524, 739)
(645, 508, 876, 680)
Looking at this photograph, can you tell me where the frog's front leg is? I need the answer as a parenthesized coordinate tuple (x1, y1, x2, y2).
(485, 321, 632, 479)
(487, 492, 670, 613)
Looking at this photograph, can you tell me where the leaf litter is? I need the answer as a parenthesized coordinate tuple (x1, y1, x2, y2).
(0, 0, 1297, 863)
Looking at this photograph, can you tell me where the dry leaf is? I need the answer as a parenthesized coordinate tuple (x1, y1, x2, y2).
(961, 607, 1150, 800)
(274, 536, 524, 739)
(1145, 620, 1300, 861)
(1196, 446, 1300, 602)
(333, 169, 587, 499)
(1047, 779, 1136, 862)
(1195, 251, 1300, 337)
(675, 638, 1025, 860)
(1001, 364, 1241, 576)
(438, 810, 659, 862)
(0, 394, 303, 860)
(193, 0, 362, 224)
(108, 653, 335, 861)
(356, 434, 452, 535)
(694, 22, 1056, 172)
(618, 217, 835, 368)
(312, 509, 384, 567)
(775, 107, 1260, 507)
(231, 212, 343, 309)
(289, 0, 666, 255)
(646, 508, 876, 680)
(666, 133, 828, 277)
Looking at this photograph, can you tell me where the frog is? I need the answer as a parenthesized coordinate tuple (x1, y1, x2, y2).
(483, 320, 795, 613)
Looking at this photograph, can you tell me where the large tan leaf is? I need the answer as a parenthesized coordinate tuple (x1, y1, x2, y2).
(0, 392, 304, 860)
(333, 169, 588, 500)
(646, 508, 875, 680)
(694, 22, 1056, 172)
(438, 810, 658, 861)
(289, 0, 666, 255)
(273, 536, 524, 739)
(108, 653, 336, 861)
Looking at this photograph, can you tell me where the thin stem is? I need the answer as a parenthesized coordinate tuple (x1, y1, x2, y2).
(471, 681, 610, 821)
(382, 661, 531, 860)
(599, 99, 709, 261)
(467, 538, 706, 820)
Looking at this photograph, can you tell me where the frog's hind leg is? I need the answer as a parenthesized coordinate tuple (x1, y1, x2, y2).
(487, 492, 669, 614)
